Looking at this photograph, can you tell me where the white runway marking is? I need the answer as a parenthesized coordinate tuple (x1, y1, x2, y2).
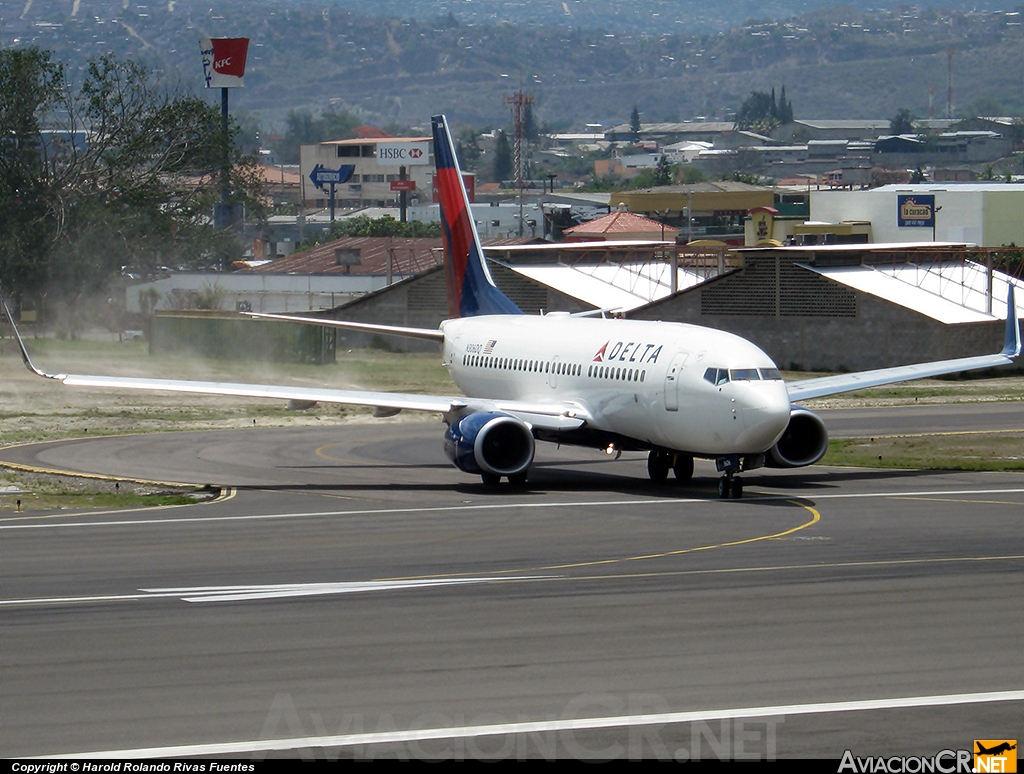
(0, 577, 542, 607)
(3, 487, 1024, 531)
(44, 689, 1024, 759)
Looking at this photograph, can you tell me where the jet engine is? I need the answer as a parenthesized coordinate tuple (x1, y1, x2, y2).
(766, 407, 829, 468)
(443, 411, 535, 477)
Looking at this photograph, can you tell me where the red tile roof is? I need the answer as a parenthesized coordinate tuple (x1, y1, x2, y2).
(354, 126, 395, 139)
(563, 210, 680, 237)
(247, 236, 538, 277)
(248, 237, 443, 277)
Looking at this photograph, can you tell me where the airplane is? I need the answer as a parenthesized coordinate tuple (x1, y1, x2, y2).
(3, 114, 1022, 498)
(975, 743, 1016, 756)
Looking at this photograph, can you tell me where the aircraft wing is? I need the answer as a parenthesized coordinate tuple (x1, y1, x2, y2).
(247, 312, 445, 342)
(56, 374, 587, 431)
(4, 304, 586, 433)
(786, 286, 1021, 403)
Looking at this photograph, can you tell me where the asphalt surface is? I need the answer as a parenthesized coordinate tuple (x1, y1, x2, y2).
(1, 404, 1022, 760)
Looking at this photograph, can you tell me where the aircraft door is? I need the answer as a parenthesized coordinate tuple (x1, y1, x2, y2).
(548, 355, 559, 389)
(663, 352, 689, 411)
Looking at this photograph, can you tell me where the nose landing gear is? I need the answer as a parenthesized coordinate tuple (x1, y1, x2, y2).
(715, 455, 744, 499)
(717, 472, 743, 499)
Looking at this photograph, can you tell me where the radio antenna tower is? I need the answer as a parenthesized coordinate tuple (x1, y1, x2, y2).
(503, 88, 534, 189)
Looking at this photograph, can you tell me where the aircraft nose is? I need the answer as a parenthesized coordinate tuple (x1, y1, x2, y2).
(739, 384, 792, 449)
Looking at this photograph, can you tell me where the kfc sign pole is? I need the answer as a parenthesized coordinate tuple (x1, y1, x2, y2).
(199, 37, 249, 233)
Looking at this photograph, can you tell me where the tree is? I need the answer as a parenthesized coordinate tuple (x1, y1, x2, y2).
(629, 105, 641, 142)
(523, 103, 538, 145)
(492, 130, 513, 183)
(735, 91, 777, 133)
(456, 127, 482, 171)
(0, 48, 262, 330)
(889, 108, 916, 135)
(272, 107, 360, 164)
(778, 85, 793, 124)
(0, 48, 62, 301)
(735, 86, 794, 133)
(653, 155, 673, 186)
(298, 215, 441, 248)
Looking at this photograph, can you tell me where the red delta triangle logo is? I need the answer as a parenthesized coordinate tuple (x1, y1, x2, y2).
(593, 342, 609, 362)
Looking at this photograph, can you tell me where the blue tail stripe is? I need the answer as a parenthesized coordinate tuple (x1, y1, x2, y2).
(431, 114, 523, 318)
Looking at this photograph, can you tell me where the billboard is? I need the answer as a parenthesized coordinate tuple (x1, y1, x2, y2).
(897, 194, 935, 228)
(376, 142, 431, 166)
(200, 38, 250, 88)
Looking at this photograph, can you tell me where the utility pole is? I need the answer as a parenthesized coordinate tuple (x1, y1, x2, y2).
(946, 49, 956, 119)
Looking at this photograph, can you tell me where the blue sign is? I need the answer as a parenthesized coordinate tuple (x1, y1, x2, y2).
(309, 164, 355, 189)
(898, 194, 935, 228)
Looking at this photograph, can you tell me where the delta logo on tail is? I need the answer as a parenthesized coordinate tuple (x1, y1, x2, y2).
(431, 115, 521, 319)
(974, 740, 1017, 773)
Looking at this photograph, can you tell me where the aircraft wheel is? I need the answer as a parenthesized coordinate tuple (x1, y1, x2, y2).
(647, 451, 671, 483)
(672, 454, 694, 483)
(730, 477, 744, 499)
(718, 477, 730, 499)
(481, 472, 501, 486)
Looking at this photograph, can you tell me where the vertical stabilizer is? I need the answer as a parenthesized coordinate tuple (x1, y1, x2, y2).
(432, 114, 522, 318)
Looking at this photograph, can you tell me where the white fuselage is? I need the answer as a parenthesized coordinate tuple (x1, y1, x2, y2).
(440, 314, 792, 456)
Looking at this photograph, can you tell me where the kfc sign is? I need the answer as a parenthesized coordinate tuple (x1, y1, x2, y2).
(200, 38, 250, 88)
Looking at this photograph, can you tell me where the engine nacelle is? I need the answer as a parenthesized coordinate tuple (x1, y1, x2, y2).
(766, 407, 829, 468)
(443, 411, 535, 477)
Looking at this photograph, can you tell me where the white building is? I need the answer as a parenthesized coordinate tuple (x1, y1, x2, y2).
(300, 137, 434, 209)
(811, 183, 1024, 245)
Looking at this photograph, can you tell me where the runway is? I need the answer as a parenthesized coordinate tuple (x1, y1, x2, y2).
(1, 404, 1022, 759)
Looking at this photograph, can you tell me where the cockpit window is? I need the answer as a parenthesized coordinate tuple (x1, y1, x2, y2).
(729, 369, 761, 381)
(759, 368, 782, 380)
(703, 368, 730, 386)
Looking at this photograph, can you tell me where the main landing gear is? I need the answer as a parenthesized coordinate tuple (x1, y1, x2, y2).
(647, 451, 694, 484)
(481, 471, 528, 486)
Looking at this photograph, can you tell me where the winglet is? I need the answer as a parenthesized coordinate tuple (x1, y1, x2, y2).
(1002, 283, 1021, 358)
(431, 114, 522, 318)
(2, 301, 65, 380)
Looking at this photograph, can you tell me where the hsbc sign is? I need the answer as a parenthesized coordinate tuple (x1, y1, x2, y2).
(376, 142, 430, 166)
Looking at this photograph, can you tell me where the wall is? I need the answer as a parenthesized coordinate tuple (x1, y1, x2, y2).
(151, 312, 336, 364)
(812, 188, 992, 244)
(629, 260, 1008, 371)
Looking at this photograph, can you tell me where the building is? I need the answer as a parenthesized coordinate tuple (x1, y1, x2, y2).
(562, 211, 680, 242)
(299, 137, 435, 209)
(611, 182, 778, 243)
(629, 243, 1023, 371)
(127, 238, 447, 315)
(811, 183, 1024, 245)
